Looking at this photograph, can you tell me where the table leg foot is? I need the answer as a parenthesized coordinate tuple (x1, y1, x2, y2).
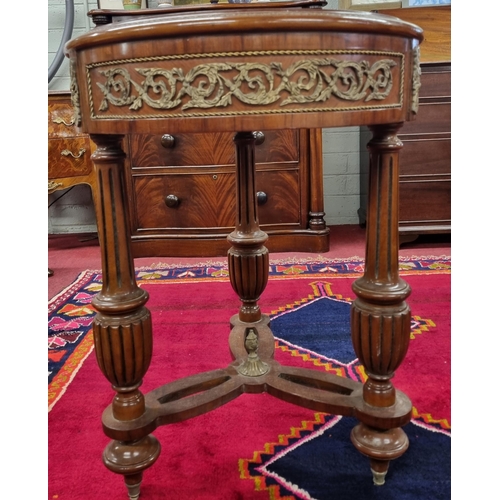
(124, 473, 142, 500)
(351, 423, 409, 486)
(370, 457, 394, 486)
(103, 435, 161, 499)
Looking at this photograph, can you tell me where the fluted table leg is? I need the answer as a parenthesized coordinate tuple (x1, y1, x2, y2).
(350, 124, 412, 485)
(90, 134, 161, 500)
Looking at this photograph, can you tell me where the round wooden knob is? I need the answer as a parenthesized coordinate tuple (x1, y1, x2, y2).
(161, 134, 175, 148)
(253, 131, 265, 145)
(164, 194, 180, 207)
(256, 191, 267, 205)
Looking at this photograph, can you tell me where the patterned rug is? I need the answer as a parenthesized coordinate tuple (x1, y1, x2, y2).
(48, 255, 451, 500)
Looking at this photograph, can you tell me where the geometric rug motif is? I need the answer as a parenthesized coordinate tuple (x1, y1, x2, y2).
(240, 415, 451, 500)
(48, 270, 101, 410)
(239, 278, 451, 500)
(271, 283, 436, 380)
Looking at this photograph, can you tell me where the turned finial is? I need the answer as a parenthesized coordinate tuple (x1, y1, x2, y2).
(237, 329, 270, 376)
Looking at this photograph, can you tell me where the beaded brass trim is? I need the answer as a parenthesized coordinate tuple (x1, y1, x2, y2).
(69, 59, 82, 127)
(85, 50, 404, 120)
(411, 46, 422, 114)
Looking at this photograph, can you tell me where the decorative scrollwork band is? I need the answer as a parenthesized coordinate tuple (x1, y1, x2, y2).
(89, 52, 402, 118)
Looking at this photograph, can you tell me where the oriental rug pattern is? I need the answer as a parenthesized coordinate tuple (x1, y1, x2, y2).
(48, 255, 450, 500)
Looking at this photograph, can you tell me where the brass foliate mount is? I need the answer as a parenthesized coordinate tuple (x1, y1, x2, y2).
(237, 328, 270, 376)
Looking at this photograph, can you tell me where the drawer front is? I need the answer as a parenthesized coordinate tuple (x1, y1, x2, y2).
(400, 137, 451, 176)
(399, 179, 451, 224)
(48, 138, 92, 179)
(129, 130, 300, 168)
(132, 170, 300, 230)
(400, 102, 450, 135)
(419, 67, 451, 99)
(48, 101, 83, 138)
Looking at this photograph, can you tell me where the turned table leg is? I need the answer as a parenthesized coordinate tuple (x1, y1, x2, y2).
(350, 124, 412, 485)
(90, 134, 161, 500)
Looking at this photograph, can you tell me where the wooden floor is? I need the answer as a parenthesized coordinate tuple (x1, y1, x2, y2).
(48, 225, 451, 300)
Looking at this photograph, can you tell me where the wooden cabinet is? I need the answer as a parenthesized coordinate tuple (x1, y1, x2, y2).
(48, 91, 97, 195)
(398, 62, 451, 238)
(124, 128, 329, 257)
(49, 92, 329, 257)
(365, 5, 451, 241)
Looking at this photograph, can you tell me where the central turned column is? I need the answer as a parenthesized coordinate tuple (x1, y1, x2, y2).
(227, 131, 275, 373)
(228, 131, 269, 324)
(350, 123, 413, 485)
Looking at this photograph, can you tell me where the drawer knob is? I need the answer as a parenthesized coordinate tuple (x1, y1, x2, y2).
(256, 191, 267, 205)
(61, 148, 86, 159)
(161, 134, 176, 148)
(164, 194, 180, 208)
(253, 131, 265, 145)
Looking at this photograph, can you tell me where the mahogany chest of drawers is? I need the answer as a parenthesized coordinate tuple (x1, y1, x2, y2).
(397, 61, 451, 239)
(376, 5, 451, 241)
(123, 128, 329, 257)
(49, 92, 329, 256)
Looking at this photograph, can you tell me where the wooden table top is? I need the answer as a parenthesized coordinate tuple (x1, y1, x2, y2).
(65, 1, 423, 135)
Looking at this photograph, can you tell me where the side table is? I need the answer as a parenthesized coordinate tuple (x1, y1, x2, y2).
(65, 2, 423, 498)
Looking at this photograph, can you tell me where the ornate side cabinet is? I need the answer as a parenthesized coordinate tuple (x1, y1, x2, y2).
(124, 128, 329, 257)
(48, 91, 97, 195)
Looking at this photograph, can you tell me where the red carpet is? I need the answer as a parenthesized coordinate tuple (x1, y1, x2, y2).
(48, 256, 450, 499)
